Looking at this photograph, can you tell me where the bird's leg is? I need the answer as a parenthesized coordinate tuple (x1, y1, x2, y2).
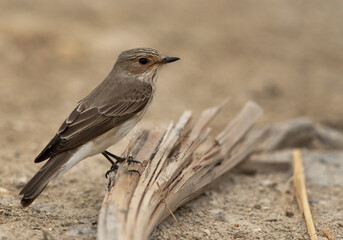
(102, 152, 115, 165)
(102, 152, 119, 178)
(102, 151, 142, 178)
(104, 151, 142, 166)
(104, 151, 125, 163)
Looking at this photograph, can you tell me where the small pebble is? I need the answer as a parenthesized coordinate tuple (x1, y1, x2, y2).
(4, 212, 11, 217)
(202, 228, 211, 236)
(66, 224, 96, 237)
(17, 177, 27, 185)
(209, 209, 229, 222)
(234, 231, 245, 238)
(31, 204, 56, 214)
(264, 218, 278, 222)
(0, 231, 7, 239)
(285, 211, 294, 218)
(31, 224, 41, 230)
(254, 204, 261, 209)
(261, 179, 277, 187)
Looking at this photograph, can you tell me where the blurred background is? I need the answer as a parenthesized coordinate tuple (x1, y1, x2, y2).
(1, 0, 342, 239)
(1, 0, 343, 130)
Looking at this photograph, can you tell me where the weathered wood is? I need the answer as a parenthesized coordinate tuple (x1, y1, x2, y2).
(235, 118, 343, 174)
(97, 101, 264, 240)
(255, 118, 343, 152)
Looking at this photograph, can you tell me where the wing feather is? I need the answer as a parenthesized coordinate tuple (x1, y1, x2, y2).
(35, 81, 153, 163)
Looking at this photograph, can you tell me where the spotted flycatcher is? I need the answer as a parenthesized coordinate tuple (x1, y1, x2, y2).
(20, 48, 180, 206)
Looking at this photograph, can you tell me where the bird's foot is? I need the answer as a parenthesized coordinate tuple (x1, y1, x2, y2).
(104, 151, 142, 166)
(105, 163, 119, 178)
(102, 151, 142, 178)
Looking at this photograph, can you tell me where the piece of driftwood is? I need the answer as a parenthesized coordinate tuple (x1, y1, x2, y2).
(97, 101, 263, 240)
(236, 118, 343, 174)
(254, 118, 343, 152)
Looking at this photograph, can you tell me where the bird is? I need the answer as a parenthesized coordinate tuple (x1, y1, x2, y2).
(19, 47, 180, 207)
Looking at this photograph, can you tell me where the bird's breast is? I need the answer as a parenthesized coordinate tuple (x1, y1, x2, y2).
(89, 115, 143, 155)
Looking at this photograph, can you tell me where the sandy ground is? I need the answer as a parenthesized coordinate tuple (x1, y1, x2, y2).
(0, 1, 343, 239)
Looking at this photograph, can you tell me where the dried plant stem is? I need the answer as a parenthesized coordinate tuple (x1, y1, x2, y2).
(293, 149, 318, 240)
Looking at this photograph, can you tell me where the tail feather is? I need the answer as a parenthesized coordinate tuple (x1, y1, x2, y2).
(20, 152, 71, 207)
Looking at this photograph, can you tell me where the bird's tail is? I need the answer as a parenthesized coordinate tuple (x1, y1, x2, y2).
(19, 151, 71, 207)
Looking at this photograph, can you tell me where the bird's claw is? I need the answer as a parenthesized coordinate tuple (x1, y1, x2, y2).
(105, 163, 119, 178)
(126, 169, 141, 176)
(127, 156, 143, 166)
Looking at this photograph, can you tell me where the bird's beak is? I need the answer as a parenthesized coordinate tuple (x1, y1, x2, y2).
(161, 56, 180, 64)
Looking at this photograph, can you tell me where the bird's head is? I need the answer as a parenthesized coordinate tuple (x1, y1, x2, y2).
(114, 48, 180, 79)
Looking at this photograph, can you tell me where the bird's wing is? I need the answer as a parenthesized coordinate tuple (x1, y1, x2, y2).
(35, 81, 153, 163)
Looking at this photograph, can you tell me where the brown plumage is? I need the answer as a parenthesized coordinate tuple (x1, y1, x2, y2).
(20, 152, 72, 207)
(20, 48, 179, 206)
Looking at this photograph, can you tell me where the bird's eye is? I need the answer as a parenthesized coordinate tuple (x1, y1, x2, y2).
(139, 58, 148, 65)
